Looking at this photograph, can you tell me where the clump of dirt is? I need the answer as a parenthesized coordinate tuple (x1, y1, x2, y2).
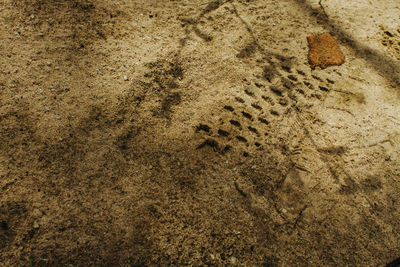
(307, 33, 345, 69)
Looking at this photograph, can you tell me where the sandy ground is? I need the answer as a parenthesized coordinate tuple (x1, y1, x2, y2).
(1, 0, 400, 266)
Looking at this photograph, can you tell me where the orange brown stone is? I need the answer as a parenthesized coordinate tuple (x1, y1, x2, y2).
(307, 33, 345, 69)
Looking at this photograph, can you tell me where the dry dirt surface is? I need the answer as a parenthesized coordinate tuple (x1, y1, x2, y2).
(1, 0, 400, 266)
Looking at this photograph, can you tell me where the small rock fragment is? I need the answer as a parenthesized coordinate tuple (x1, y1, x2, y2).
(307, 33, 345, 69)
(32, 208, 42, 217)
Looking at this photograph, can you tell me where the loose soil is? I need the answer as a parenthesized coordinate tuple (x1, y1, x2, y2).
(1, 0, 400, 266)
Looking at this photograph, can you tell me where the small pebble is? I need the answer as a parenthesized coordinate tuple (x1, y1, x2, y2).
(124, 76, 129, 81)
(32, 208, 42, 217)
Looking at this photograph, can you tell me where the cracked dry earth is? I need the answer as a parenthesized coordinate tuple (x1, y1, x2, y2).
(1, 0, 400, 266)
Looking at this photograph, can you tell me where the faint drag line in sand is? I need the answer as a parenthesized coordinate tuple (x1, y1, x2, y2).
(388, 115, 400, 126)
(292, 109, 357, 188)
(178, 0, 232, 44)
(318, 0, 328, 18)
(230, 2, 290, 63)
